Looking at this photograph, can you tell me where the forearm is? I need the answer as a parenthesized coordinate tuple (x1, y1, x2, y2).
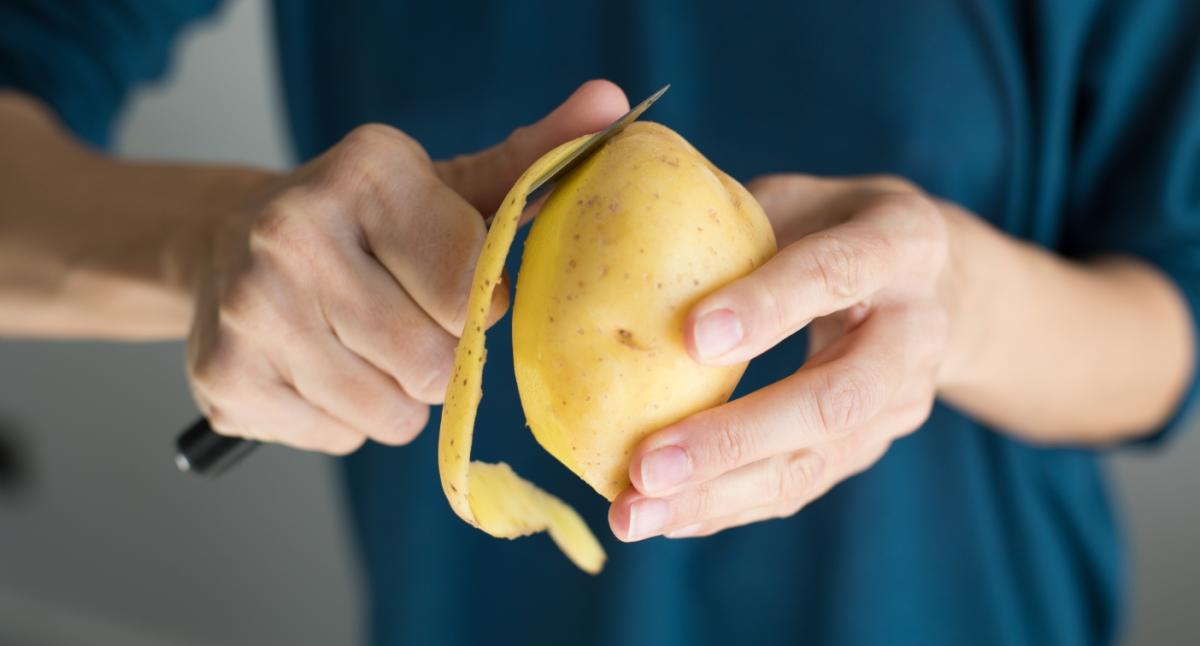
(0, 92, 277, 339)
(937, 205, 1195, 445)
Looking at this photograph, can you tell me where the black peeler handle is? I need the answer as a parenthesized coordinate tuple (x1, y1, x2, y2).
(174, 417, 259, 476)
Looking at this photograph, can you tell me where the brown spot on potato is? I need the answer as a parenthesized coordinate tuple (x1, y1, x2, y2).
(615, 328, 650, 351)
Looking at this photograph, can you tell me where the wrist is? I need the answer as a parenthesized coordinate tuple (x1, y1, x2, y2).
(154, 164, 279, 311)
(932, 202, 998, 395)
(54, 155, 278, 338)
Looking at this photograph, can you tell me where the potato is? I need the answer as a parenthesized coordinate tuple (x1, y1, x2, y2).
(513, 122, 777, 499)
(438, 122, 775, 572)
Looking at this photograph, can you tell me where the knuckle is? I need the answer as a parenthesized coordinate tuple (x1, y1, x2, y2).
(809, 234, 869, 299)
(344, 123, 422, 155)
(216, 271, 265, 328)
(923, 307, 951, 358)
(249, 201, 329, 263)
(861, 173, 918, 193)
(326, 125, 414, 195)
(869, 192, 947, 267)
(744, 173, 795, 195)
(773, 500, 804, 520)
(292, 420, 363, 455)
(852, 440, 893, 475)
(377, 402, 430, 445)
(206, 408, 238, 437)
(815, 365, 881, 433)
(342, 124, 429, 169)
(749, 274, 794, 336)
(774, 452, 823, 503)
(411, 356, 453, 404)
(690, 482, 717, 518)
(323, 433, 366, 456)
(708, 418, 754, 469)
(188, 339, 240, 396)
(773, 491, 809, 520)
(345, 122, 397, 144)
(897, 395, 936, 434)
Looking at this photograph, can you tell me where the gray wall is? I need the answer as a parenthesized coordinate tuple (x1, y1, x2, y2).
(0, 1, 1196, 644)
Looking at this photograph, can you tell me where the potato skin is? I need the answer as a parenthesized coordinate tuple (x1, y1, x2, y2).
(513, 122, 777, 500)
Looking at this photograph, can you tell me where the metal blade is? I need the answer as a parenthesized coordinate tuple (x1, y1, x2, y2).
(485, 84, 670, 226)
(526, 84, 670, 196)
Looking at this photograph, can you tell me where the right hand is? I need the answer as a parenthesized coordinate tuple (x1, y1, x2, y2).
(186, 81, 630, 454)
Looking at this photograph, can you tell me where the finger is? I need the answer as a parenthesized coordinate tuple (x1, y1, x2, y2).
(684, 191, 941, 365)
(663, 506, 780, 539)
(747, 174, 929, 246)
(652, 375, 933, 542)
(632, 309, 916, 496)
(610, 449, 826, 542)
(667, 429, 897, 540)
(286, 333, 431, 446)
(308, 124, 505, 337)
(642, 428, 898, 541)
(361, 175, 508, 336)
(208, 382, 367, 455)
(322, 247, 458, 404)
(434, 79, 630, 213)
(746, 174, 849, 243)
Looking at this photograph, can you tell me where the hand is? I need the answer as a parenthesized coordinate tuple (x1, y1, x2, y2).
(610, 174, 957, 540)
(187, 81, 630, 454)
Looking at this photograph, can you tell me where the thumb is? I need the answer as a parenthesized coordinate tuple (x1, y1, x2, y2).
(434, 80, 630, 214)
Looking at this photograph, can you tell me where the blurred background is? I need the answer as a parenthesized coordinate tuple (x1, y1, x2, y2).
(0, 1, 1196, 644)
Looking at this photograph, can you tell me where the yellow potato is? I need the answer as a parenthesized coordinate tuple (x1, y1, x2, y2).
(438, 122, 775, 572)
(513, 122, 777, 499)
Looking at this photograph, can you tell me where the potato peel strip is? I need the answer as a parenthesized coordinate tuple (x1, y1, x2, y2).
(438, 135, 605, 574)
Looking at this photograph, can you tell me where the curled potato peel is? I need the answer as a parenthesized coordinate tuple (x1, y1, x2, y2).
(438, 135, 605, 574)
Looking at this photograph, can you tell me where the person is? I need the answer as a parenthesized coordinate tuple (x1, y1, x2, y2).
(2, 2, 1197, 644)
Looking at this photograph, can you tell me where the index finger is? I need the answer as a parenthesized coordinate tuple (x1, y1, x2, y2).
(684, 191, 942, 365)
(434, 80, 630, 214)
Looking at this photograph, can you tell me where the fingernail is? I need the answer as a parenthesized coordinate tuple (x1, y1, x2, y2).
(693, 309, 743, 359)
(639, 445, 692, 493)
(666, 523, 704, 538)
(627, 498, 671, 540)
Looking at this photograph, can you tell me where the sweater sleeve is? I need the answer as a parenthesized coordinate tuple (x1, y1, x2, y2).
(1062, 1, 1200, 445)
(0, 0, 222, 148)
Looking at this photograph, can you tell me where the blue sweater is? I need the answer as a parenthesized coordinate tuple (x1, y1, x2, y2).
(4, 1, 1199, 644)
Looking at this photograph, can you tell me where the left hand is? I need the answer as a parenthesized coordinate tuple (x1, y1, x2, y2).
(609, 174, 958, 541)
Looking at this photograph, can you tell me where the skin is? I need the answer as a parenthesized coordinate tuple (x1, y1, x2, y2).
(0, 81, 631, 453)
(0, 80, 1191, 543)
(609, 175, 1195, 541)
